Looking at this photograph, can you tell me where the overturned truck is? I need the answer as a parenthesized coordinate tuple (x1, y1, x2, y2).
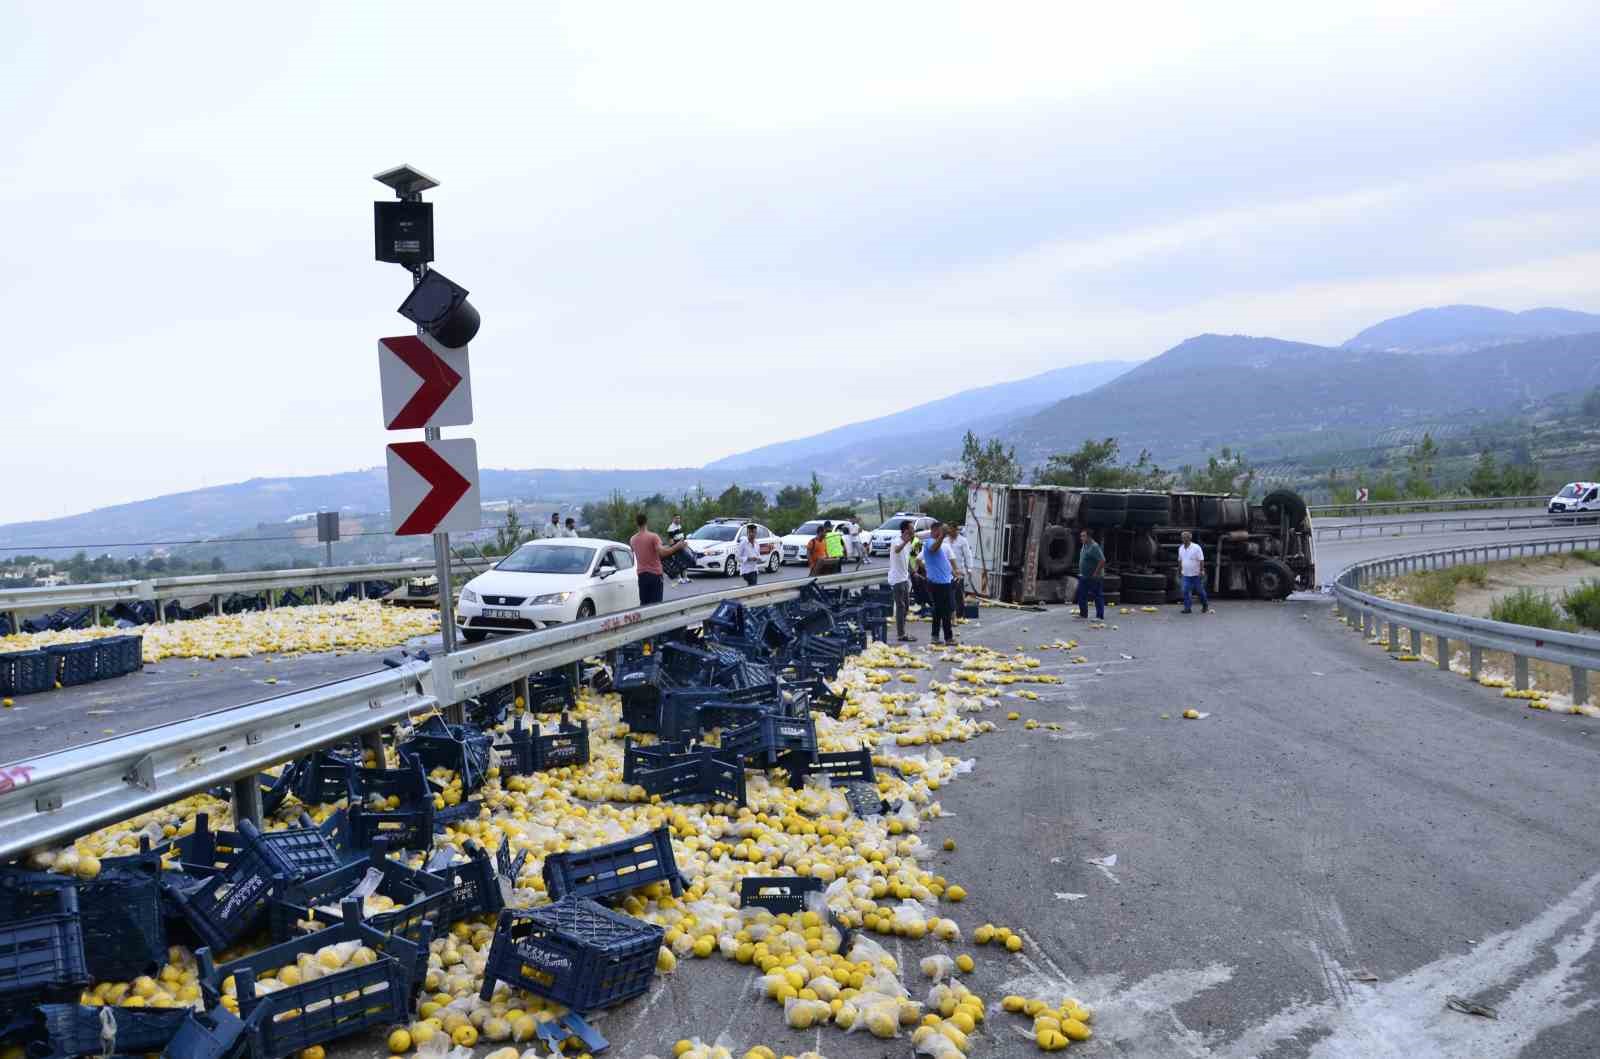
(961, 483, 1315, 606)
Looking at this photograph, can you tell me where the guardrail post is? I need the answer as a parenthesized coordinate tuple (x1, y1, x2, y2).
(514, 675, 531, 709)
(1574, 668, 1591, 708)
(1513, 655, 1530, 691)
(1437, 636, 1450, 671)
(1410, 628, 1422, 655)
(358, 581, 367, 600)
(7, 610, 17, 635)
(91, 604, 101, 627)
(232, 776, 263, 830)
(1469, 645, 1482, 681)
(361, 728, 387, 767)
(212, 594, 222, 618)
(1362, 611, 1374, 639)
(1387, 622, 1399, 652)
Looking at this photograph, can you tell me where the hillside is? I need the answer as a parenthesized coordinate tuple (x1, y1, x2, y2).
(1009, 332, 1600, 466)
(706, 360, 1135, 471)
(1344, 305, 1600, 354)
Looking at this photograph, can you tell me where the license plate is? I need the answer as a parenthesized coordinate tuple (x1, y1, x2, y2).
(484, 608, 520, 619)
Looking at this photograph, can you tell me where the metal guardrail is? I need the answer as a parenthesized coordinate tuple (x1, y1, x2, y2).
(0, 567, 882, 863)
(1308, 495, 1548, 518)
(0, 558, 487, 624)
(1313, 511, 1593, 541)
(1329, 534, 1600, 707)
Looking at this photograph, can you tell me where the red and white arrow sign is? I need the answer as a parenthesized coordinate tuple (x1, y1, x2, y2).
(378, 334, 472, 430)
(386, 439, 481, 536)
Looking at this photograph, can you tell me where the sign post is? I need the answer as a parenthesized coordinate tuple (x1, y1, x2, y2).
(316, 511, 340, 568)
(374, 165, 482, 676)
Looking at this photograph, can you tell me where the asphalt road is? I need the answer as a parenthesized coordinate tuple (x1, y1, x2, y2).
(339, 594, 1595, 1058)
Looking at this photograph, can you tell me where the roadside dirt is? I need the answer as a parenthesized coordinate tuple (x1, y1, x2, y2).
(1451, 556, 1600, 617)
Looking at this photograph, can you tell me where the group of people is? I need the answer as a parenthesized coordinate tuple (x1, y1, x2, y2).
(1072, 527, 1210, 620)
(804, 521, 865, 577)
(539, 512, 579, 538)
(884, 519, 974, 646)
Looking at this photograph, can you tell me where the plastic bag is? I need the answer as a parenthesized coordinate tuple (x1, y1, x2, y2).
(919, 954, 956, 981)
(783, 997, 832, 1029)
(911, 1025, 964, 1058)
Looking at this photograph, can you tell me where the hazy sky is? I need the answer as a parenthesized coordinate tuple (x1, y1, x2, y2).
(5, 1, 1599, 521)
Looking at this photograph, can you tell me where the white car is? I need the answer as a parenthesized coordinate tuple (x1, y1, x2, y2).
(1549, 482, 1599, 517)
(455, 538, 639, 641)
(779, 519, 861, 564)
(684, 518, 783, 577)
(868, 512, 934, 556)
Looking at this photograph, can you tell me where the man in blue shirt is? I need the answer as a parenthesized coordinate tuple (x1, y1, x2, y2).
(1075, 528, 1106, 620)
(921, 521, 957, 645)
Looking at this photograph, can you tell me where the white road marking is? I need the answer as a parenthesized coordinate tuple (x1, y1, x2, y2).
(1088, 854, 1121, 883)
(1055, 892, 1088, 902)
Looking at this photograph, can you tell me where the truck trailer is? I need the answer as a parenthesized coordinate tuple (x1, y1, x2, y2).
(960, 483, 1315, 606)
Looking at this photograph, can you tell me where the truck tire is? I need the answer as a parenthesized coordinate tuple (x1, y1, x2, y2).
(1253, 559, 1294, 600)
(1122, 588, 1165, 605)
(1039, 525, 1075, 577)
(1219, 498, 1249, 528)
(1198, 497, 1222, 527)
(1121, 572, 1164, 592)
(1126, 493, 1171, 527)
(1261, 490, 1309, 531)
(1082, 492, 1128, 528)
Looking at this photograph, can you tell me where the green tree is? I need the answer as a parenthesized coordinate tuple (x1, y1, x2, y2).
(1180, 446, 1255, 495)
(959, 431, 1020, 484)
(493, 508, 524, 554)
(209, 557, 225, 572)
(1036, 437, 1172, 489)
(1581, 386, 1600, 419)
(1404, 432, 1439, 498)
(1466, 451, 1502, 497)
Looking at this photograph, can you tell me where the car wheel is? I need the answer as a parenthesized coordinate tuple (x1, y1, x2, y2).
(724, 557, 739, 578)
(767, 551, 780, 573)
(576, 599, 596, 621)
(461, 628, 488, 643)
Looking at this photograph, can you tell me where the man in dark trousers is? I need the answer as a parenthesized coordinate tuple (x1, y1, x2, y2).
(921, 521, 957, 645)
(1075, 528, 1106, 620)
(629, 512, 690, 606)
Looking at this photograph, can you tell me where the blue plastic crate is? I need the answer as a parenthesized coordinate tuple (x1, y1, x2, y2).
(739, 875, 825, 916)
(0, 649, 55, 697)
(30, 1003, 190, 1059)
(522, 670, 577, 713)
(420, 842, 509, 924)
(400, 716, 493, 792)
(163, 1008, 246, 1059)
(97, 634, 144, 677)
(0, 887, 88, 1022)
(0, 842, 166, 982)
(479, 896, 662, 1012)
(289, 747, 362, 806)
(500, 714, 590, 775)
(720, 713, 816, 768)
(45, 641, 102, 687)
(785, 748, 875, 788)
(198, 901, 426, 1059)
(543, 827, 684, 903)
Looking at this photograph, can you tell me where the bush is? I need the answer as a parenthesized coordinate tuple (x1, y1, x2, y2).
(1561, 578, 1600, 631)
(1488, 588, 1572, 631)
(1567, 549, 1600, 567)
(1408, 565, 1487, 610)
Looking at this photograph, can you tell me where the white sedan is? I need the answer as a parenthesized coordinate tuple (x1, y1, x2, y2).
(455, 538, 639, 642)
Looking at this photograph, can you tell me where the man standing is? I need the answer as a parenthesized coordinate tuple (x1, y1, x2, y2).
(630, 512, 689, 606)
(823, 522, 846, 574)
(562, 517, 579, 538)
(887, 521, 917, 642)
(1178, 530, 1210, 614)
(948, 523, 975, 617)
(922, 521, 956, 645)
(540, 512, 561, 539)
(1075, 529, 1106, 621)
(806, 522, 831, 577)
(735, 523, 763, 587)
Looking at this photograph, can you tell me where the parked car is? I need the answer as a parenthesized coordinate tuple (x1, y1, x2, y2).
(455, 538, 639, 641)
(868, 512, 934, 556)
(1548, 482, 1599, 518)
(684, 517, 783, 577)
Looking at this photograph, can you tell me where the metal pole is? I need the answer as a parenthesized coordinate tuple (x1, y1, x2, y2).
(361, 729, 387, 767)
(326, 540, 334, 568)
(232, 776, 263, 830)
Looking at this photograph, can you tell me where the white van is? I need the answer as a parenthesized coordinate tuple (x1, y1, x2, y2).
(1548, 482, 1599, 517)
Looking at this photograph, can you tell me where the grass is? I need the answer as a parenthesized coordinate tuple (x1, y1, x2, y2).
(1488, 588, 1574, 632)
(1406, 564, 1489, 610)
(1561, 578, 1600, 631)
(1567, 549, 1600, 567)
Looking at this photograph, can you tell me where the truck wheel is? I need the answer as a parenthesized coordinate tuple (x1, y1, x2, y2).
(1039, 525, 1074, 577)
(1253, 559, 1294, 599)
(1082, 492, 1128, 528)
(1123, 588, 1166, 604)
(1122, 572, 1164, 592)
(1126, 493, 1171, 527)
(1261, 490, 1309, 530)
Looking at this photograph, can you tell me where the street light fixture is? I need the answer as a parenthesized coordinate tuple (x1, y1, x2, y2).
(396, 269, 480, 349)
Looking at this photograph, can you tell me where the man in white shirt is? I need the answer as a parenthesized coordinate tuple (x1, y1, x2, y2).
(1178, 530, 1209, 614)
(539, 512, 561, 539)
(948, 524, 975, 616)
(735, 524, 764, 587)
(886, 522, 917, 642)
(561, 518, 579, 538)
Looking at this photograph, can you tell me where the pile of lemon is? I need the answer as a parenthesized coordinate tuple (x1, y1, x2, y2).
(32, 638, 1104, 1056)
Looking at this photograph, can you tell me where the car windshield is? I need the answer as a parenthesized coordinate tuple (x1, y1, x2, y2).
(1558, 485, 1581, 499)
(689, 524, 740, 541)
(497, 544, 595, 575)
(793, 521, 825, 535)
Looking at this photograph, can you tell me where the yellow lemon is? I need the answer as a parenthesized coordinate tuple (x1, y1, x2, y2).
(386, 1029, 411, 1054)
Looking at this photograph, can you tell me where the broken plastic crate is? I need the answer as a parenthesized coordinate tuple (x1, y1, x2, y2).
(629, 747, 746, 808)
(162, 1008, 246, 1059)
(318, 758, 436, 855)
(399, 715, 493, 792)
(522, 669, 578, 713)
(268, 847, 451, 965)
(542, 827, 684, 904)
(499, 713, 590, 775)
(28, 1004, 190, 1059)
(198, 900, 428, 1059)
(478, 895, 663, 1012)
(719, 713, 817, 768)
(420, 842, 512, 924)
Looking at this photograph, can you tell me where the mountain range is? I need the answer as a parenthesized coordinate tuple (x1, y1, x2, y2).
(2, 304, 1596, 554)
